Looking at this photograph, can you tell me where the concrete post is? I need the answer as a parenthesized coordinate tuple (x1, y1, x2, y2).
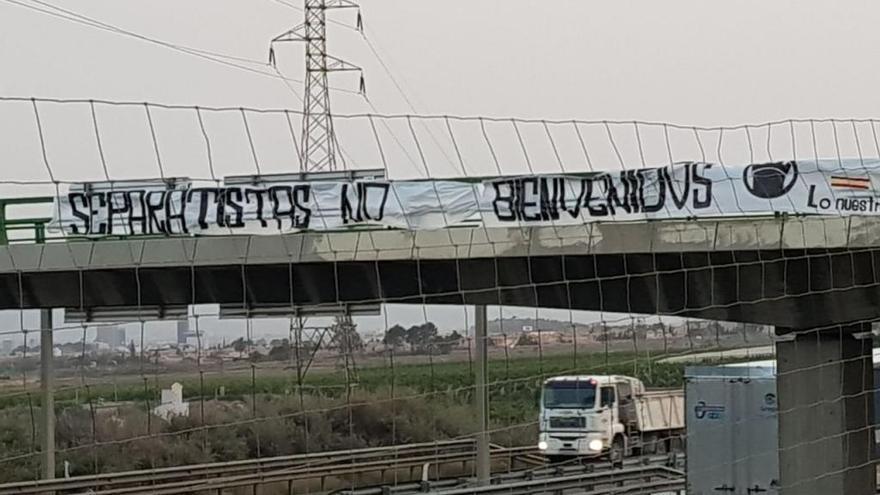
(39, 308, 55, 480)
(776, 323, 876, 495)
(474, 305, 490, 485)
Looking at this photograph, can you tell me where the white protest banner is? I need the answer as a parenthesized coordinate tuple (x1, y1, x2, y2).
(479, 159, 880, 226)
(49, 159, 880, 237)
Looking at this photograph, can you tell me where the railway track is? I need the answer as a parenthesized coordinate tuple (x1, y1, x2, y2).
(0, 440, 538, 495)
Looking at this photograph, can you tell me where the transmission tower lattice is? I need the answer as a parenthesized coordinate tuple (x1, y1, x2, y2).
(271, 0, 364, 172)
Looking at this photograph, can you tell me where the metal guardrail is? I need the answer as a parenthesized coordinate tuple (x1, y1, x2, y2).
(340, 456, 686, 495)
(99, 446, 537, 495)
(0, 440, 535, 495)
(0, 436, 682, 495)
(0, 440, 473, 494)
(435, 467, 683, 495)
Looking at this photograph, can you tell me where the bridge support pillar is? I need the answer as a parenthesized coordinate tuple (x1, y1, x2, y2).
(39, 308, 55, 480)
(474, 305, 490, 485)
(776, 323, 876, 495)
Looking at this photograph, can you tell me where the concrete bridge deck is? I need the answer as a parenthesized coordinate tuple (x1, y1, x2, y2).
(0, 215, 878, 328)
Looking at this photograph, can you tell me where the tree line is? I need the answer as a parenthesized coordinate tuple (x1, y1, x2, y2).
(382, 322, 462, 354)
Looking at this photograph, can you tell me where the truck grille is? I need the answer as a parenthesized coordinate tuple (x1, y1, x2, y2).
(549, 417, 586, 429)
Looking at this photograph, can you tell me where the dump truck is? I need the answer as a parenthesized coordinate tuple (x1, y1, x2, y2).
(537, 375, 685, 463)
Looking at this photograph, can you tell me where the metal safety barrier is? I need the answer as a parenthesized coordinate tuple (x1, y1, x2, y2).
(0, 439, 485, 494)
(339, 459, 686, 495)
(0, 440, 541, 495)
(98, 446, 536, 495)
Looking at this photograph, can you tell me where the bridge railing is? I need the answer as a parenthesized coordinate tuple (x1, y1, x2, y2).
(0, 192, 800, 249)
(0, 197, 53, 245)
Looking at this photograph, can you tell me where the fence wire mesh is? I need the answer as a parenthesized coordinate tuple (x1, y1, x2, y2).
(0, 98, 875, 494)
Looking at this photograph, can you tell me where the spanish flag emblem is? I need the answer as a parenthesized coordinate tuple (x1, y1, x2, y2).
(830, 176, 871, 190)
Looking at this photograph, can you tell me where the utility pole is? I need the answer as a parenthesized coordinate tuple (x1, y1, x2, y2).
(270, 0, 364, 172)
(474, 305, 490, 485)
(39, 308, 55, 479)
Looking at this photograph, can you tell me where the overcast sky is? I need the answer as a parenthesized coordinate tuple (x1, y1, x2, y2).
(0, 0, 878, 343)
(1, 0, 877, 185)
(3, 0, 879, 122)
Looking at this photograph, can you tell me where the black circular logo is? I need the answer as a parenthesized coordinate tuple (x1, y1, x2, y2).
(743, 161, 798, 199)
(764, 393, 777, 407)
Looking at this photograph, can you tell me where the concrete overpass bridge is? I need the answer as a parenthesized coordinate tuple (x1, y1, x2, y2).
(2, 209, 880, 329)
(0, 103, 878, 493)
(1, 197, 879, 494)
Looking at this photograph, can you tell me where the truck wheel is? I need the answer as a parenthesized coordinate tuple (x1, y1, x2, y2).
(609, 436, 625, 467)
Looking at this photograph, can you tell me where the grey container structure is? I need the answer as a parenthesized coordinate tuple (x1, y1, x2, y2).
(685, 365, 780, 495)
(686, 364, 880, 495)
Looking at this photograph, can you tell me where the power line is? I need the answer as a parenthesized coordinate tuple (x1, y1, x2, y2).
(28, 0, 270, 67)
(271, 65, 304, 102)
(357, 29, 458, 171)
(361, 31, 424, 116)
(2, 0, 360, 97)
(267, 0, 359, 32)
(4, 0, 275, 78)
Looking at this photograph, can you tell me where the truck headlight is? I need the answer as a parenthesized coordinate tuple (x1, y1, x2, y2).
(588, 439, 603, 452)
(538, 441, 549, 451)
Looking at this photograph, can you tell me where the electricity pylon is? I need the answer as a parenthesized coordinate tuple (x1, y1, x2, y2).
(271, 0, 364, 172)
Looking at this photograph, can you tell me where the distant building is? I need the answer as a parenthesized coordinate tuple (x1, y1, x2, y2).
(96, 326, 126, 349)
(176, 320, 201, 345)
(152, 382, 189, 420)
(1, 339, 11, 355)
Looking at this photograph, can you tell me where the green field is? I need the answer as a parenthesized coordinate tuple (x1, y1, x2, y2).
(1, 350, 686, 411)
(0, 349, 709, 481)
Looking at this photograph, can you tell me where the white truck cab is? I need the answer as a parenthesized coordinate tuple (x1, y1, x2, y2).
(537, 375, 684, 462)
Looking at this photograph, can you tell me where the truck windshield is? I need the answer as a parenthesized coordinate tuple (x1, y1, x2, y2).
(543, 381, 596, 409)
